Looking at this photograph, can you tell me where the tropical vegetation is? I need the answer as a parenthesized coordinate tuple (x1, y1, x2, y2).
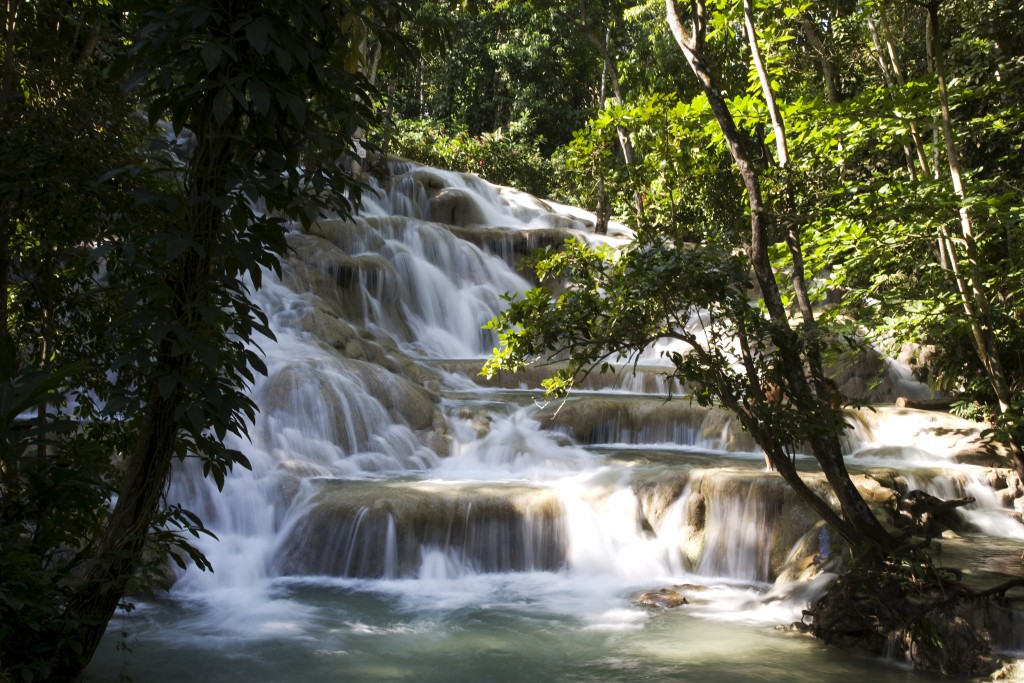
(2, 0, 1023, 679)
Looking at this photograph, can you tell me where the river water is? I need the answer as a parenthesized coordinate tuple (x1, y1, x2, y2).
(86, 163, 1020, 682)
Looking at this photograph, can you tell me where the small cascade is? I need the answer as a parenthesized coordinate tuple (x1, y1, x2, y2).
(272, 480, 567, 578)
(634, 469, 832, 583)
(287, 215, 531, 357)
(843, 406, 993, 463)
(537, 397, 755, 452)
(902, 469, 1024, 540)
(696, 479, 780, 582)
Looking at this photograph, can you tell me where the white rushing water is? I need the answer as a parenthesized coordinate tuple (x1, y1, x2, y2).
(87, 162, 1020, 683)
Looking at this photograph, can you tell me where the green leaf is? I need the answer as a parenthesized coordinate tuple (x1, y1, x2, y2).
(250, 79, 271, 116)
(245, 17, 273, 55)
(157, 374, 176, 400)
(200, 43, 222, 73)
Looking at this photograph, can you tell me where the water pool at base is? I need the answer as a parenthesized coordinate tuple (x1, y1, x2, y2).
(88, 574, 939, 683)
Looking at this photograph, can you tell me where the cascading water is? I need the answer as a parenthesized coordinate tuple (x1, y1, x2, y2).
(87, 163, 1022, 682)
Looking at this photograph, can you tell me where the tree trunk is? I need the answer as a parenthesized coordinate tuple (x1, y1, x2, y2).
(743, 0, 826, 396)
(743, 0, 787, 168)
(922, 0, 1023, 478)
(878, 8, 932, 177)
(575, 1, 644, 218)
(866, 16, 919, 179)
(0, 0, 24, 122)
(800, 15, 837, 105)
(55, 379, 184, 678)
(666, 0, 895, 552)
(925, 2, 1012, 409)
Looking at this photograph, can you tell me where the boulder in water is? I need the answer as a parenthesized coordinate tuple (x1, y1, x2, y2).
(633, 587, 688, 609)
(427, 188, 486, 226)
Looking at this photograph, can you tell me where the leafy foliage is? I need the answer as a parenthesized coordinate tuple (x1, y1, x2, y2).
(1, 0, 403, 679)
(389, 116, 554, 197)
(556, 94, 744, 236)
(484, 231, 848, 452)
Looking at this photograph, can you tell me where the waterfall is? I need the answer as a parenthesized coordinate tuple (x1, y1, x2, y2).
(163, 157, 1020, 592)
(92, 161, 1024, 682)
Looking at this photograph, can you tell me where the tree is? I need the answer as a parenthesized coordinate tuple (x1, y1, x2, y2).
(664, 0, 893, 549)
(1, 1, 398, 679)
(916, 0, 1023, 476)
(1, 4, 161, 678)
(486, 0, 1022, 672)
(794, 0, 1024, 478)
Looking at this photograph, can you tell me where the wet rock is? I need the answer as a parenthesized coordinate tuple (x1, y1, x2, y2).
(987, 469, 1010, 491)
(404, 168, 450, 191)
(427, 188, 486, 226)
(309, 217, 386, 254)
(1014, 492, 1024, 513)
(537, 397, 756, 451)
(529, 213, 582, 230)
(991, 660, 1024, 681)
(825, 346, 886, 401)
(897, 342, 938, 383)
(633, 588, 688, 609)
(457, 408, 493, 439)
(851, 473, 899, 505)
(1006, 471, 1023, 497)
(634, 474, 690, 528)
(287, 232, 398, 290)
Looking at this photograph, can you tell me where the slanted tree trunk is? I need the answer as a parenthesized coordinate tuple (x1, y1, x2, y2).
(665, 0, 895, 553)
(53, 87, 243, 681)
(743, 0, 825, 390)
(800, 15, 837, 105)
(743, 0, 787, 168)
(866, 16, 921, 179)
(876, 8, 932, 177)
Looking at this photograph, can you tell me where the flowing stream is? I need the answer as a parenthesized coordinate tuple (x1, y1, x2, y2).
(87, 163, 1023, 682)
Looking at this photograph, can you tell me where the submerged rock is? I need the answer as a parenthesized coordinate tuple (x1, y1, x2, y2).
(633, 587, 688, 609)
